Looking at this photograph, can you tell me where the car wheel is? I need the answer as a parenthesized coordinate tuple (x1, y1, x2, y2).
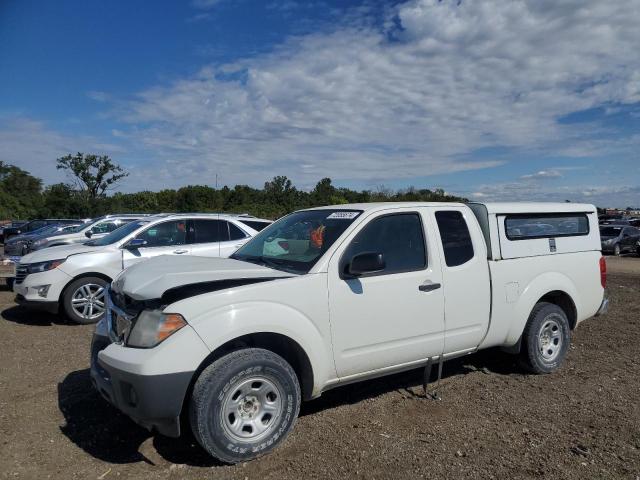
(190, 348, 301, 464)
(62, 276, 108, 324)
(519, 302, 571, 374)
(614, 244, 621, 256)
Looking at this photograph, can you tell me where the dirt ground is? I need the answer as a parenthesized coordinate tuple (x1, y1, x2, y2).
(0, 256, 638, 479)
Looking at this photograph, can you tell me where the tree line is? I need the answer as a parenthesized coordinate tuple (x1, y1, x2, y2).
(0, 153, 467, 221)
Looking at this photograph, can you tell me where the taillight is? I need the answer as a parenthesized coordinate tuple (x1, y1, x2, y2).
(599, 256, 607, 289)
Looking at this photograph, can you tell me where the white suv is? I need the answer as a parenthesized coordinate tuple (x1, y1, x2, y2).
(13, 213, 271, 324)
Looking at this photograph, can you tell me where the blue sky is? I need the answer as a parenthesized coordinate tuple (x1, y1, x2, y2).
(1, 0, 639, 207)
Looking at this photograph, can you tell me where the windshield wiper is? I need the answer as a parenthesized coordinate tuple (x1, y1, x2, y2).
(235, 255, 298, 273)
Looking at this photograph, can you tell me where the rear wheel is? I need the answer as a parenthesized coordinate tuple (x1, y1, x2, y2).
(520, 302, 570, 374)
(189, 348, 301, 464)
(614, 244, 621, 256)
(62, 276, 108, 324)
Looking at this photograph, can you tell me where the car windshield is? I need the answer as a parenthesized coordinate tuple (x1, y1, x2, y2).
(28, 225, 59, 236)
(600, 227, 622, 237)
(35, 225, 64, 236)
(70, 217, 101, 233)
(231, 209, 362, 274)
(86, 220, 149, 246)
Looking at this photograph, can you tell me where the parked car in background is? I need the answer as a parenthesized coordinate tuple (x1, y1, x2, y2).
(0, 221, 27, 243)
(3, 223, 82, 257)
(13, 213, 272, 324)
(629, 218, 640, 228)
(28, 214, 147, 251)
(2, 219, 83, 242)
(599, 218, 630, 226)
(90, 202, 606, 463)
(600, 225, 640, 255)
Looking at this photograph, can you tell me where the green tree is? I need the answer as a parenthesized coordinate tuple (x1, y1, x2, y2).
(56, 153, 128, 201)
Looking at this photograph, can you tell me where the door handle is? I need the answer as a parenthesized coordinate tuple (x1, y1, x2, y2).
(173, 249, 189, 254)
(419, 282, 441, 292)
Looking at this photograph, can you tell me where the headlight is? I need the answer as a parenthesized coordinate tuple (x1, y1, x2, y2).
(26, 259, 66, 273)
(126, 310, 187, 348)
(32, 238, 48, 248)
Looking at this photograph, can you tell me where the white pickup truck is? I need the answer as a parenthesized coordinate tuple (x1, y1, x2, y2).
(91, 202, 607, 463)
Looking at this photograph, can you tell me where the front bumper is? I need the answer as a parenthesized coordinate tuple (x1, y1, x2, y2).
(3, 243, 25, 256)
(89, 320, 208, 438)
(15, 294, 59, 314)
(13, 267, 71, 306)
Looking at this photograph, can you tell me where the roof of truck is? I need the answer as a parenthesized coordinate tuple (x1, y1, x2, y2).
(306, 202, 596, 214)
(306, 202, 466, 212)
(475, 202, 596, 214)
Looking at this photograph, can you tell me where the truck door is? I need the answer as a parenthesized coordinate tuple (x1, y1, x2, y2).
(430, 207, 491, 353)
(328, 208, 445, 378)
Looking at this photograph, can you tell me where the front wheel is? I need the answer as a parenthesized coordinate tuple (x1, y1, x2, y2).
(62, 276, 108, 324)
(189, 348, 301, 464)
(519, 302, 571, 374)
(614, 244, 621, 256)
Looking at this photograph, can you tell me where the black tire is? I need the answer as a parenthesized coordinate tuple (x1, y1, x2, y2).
(614, 244, 621, 256)
(519, 302, 571, 374)
(62, 276, 109, 324)
(189, 348, 301, 464)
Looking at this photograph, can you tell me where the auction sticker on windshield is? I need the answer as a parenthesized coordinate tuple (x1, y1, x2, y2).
(327, 212, 360, 220)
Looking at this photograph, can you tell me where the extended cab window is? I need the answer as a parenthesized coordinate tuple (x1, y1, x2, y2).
(505, 213, 589, 240)
(343, 213, 426, 275)
(138, 220, 187, 247)
(435, 211, 474, 267)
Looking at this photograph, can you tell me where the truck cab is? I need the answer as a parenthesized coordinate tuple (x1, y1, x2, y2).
(90, 202, 606, 464)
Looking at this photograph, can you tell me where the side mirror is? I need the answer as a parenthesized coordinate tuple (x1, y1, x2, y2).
(85, 230, 93, 238)
(124, 238, 147, 250)
(346, 252, 385, 277)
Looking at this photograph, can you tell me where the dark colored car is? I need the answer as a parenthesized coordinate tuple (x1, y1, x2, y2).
(3, 223, 81, 256)
(2, 219, 80, 243)
(0, 221, 27, 243)
(600, 225, 640, 255)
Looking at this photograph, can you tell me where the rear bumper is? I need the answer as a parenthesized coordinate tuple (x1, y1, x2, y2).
(595, 296, 609, 316)
(14, 294, 59, 314)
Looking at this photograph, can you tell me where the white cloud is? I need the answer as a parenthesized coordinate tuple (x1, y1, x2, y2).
(110, 0, 640, 192)
(520, 170, 563, 180)
(191, 0, 222, 9)
(0, 117, 126, 185)
(467, 182, 640, 208)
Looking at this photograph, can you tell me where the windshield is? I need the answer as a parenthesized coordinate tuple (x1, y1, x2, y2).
(87, 220, 149, 246)
(600, 227, 622, 237)
(27, 225, 59, 236)
(36, 225, 65, 236)
(231, 209, 362, 274)
(70, 217, 101, 233)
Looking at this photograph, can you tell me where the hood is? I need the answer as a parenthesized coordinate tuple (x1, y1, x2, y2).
(20, 243, 100, 263)
(114, 255, 295, 301)
(42, 230, 86, 242)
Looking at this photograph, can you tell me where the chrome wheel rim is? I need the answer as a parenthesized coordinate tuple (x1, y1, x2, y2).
(71, 283, 105, 320)
(538, 316, 563, 361)
(221, 376, 283, 442)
